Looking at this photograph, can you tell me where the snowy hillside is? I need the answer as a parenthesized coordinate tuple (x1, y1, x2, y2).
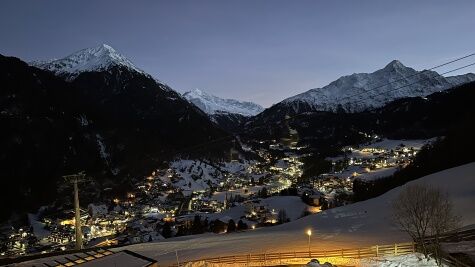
(281, 60, 475, 112)
(183, 89, 264, 116)
(30, 44, 146, 79)
(120, 162, 475, 265)
(164, 159, 257, 194)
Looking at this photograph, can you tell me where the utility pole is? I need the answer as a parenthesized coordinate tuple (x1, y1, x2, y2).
(306, 229, 312, 256)
(63, 172, 86, 250)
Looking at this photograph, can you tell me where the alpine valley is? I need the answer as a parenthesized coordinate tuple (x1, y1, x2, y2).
(2, 45, 475, 265)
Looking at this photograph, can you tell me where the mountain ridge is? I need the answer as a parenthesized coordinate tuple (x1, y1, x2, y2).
(30, 44, 148, 80)
(279, 59, 475, 113)
(183, 89, 264, 117)
(0, 51, 232, 220)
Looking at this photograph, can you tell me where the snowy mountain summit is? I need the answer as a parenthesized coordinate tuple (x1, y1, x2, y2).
(282, 60, 475, 112)
(31, 44, 145, 79)
(183, 89, 264, 116)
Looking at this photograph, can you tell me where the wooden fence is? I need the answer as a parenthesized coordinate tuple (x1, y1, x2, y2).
(173, 242, 416, 266)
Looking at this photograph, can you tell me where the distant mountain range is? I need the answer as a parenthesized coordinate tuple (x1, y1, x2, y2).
(183, 89, 264, 131)
(282, 60, 475, 112)
(183, 89, 264, 117)
(248, 60, 475, 125)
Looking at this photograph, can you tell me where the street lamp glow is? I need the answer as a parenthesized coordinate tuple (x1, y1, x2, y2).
(306, 229, 312, 254)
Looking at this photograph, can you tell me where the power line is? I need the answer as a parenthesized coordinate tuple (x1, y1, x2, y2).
(172, 57, 475, 156)
(338, 53, 475, 102)
(352, 62, 475, 106)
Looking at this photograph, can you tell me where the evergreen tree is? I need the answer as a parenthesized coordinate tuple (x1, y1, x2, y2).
(161, 222, 172, 238)
(277, 209, 288, 224)
(237, 219, 248, 230)
(227, 219, 236, 232)
(192, 215, 204, 234)
(260, 187, 268, 198)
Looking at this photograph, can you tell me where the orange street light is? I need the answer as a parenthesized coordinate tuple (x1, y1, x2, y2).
(306, 229, 312, 254)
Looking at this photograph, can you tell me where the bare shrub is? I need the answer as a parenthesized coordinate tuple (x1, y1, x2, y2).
(392, 183, 460, 263)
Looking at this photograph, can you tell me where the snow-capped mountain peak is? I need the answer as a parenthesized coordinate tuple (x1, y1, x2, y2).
(281, 60, 475, 113)
(383, 59, 406, 70)
(31, 44, 145, 78)
(183, 89, 264, 117)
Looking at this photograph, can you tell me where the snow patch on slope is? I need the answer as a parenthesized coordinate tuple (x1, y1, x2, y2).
(183, 89, 264, 116)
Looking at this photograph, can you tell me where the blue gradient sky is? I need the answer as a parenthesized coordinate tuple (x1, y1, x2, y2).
(1, 0, 474, 107)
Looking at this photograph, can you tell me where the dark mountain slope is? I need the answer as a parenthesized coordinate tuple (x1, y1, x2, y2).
(0, 54, 231, 220)
(244, 81, 475, 152)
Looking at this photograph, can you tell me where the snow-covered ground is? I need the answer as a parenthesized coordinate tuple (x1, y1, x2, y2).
(361, 253, 447, 267)
(356, 166, 399, 181)
(368, 138, 437, 151)
(203, 196, 309, 224)
(166, 159, 265, 196)
(211, 186, 263, 202)
(441, 240, 475, 264)
(329, 138, 437, 161)
(261, 196, 310, 221)
(115, 162, 475, 266)
(27, 213, 50, 240)
(170, 160, 224, 193)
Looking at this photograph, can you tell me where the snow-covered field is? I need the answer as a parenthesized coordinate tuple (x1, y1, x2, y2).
(211, 186, 263, 202)
(367, 138, 436, 151)
(202, 196, 309, 224)
(167, 159, 256, 193)
(170, 160, 224, 192)
(261, 196, 310, 221)
(116, 162, 475, 265)
(356, 166, 399, 181)
(361, 253, 446, 267)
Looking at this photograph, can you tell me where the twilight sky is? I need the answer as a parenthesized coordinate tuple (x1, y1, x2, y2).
(1, 0, 474, 107)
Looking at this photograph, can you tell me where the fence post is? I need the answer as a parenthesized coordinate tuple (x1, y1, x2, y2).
(376, 245, 379, 257)
(412, 242, 415, 253)
(341, 249, 344, 258)
(279, 252, 282, 265)
(394, 243, 398, 255)
(358, 248, 361, 258)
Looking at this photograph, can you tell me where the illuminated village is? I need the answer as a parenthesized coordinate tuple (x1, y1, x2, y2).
(0, 136, 433, 258)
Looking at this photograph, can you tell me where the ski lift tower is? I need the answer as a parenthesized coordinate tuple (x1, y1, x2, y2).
(63, 172, 86, 250)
